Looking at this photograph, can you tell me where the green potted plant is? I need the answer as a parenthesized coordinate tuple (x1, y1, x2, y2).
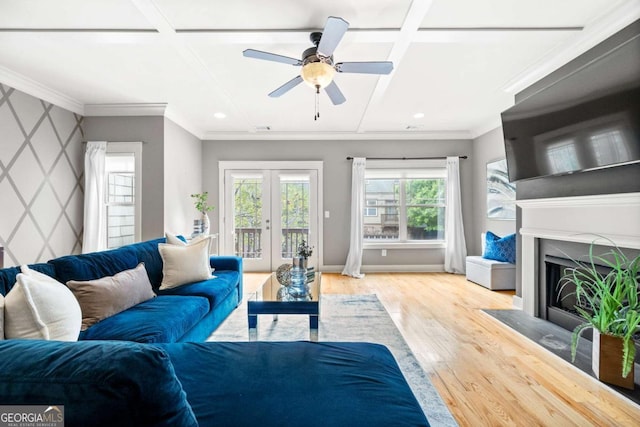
(191, 192, 215, 235)
(560, 240, 640, 389)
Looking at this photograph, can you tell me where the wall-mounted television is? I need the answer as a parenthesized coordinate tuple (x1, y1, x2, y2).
(501, 33, 640, 182)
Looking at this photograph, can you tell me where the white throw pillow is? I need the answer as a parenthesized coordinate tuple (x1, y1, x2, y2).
(159, 236, 212, 290)
(3, 266, 82, 341)
(0, 294, 5, 340)
(165, 232, 209, 247)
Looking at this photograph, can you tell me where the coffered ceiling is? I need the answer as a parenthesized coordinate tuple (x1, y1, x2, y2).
(0, 0, 638, 140)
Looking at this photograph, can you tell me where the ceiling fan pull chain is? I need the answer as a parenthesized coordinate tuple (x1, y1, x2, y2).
(315, 85, 320, 120)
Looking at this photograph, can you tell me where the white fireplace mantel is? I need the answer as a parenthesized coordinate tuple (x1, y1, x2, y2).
(516, 192, 640, 316)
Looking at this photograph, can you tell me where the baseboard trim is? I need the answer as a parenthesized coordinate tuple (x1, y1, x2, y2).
(320, 264, 444, 273)
(512, 295, 523, 310)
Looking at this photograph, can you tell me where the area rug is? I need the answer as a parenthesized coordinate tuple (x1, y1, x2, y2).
(208, 294, 458, 427)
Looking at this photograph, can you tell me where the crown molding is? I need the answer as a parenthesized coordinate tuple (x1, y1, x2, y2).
(164, 107, 204, 140)
(0, 66, 84, 114)
(501, 1, 640, 94)
(84, 103, 167, 116)
(469, 117, 503, 140)
(201, 130, 471, 141)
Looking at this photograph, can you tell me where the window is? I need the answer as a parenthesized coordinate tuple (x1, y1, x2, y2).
(364, 167, 446, 244)
(105, 142, 142, 249)
(364, 199, 378, 216)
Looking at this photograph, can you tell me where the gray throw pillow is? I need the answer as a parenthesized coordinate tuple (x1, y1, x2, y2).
(67, 263, 155, 330)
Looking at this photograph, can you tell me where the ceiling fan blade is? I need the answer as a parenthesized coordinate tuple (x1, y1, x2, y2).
(317, 16, 349, 57)
(336, 61, 394, 75)
(324, 81, 346, 105)
(243, 49, 302, 66)
(268, 76, 304, 98)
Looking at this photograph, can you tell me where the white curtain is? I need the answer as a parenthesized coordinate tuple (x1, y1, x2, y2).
(342, 157, 366, 278)
(82, 141, 107, 253)
(444, 156, 467, 274)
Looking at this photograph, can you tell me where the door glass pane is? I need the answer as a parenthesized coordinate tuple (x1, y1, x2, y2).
(280, 175, 310, 258)
(233, 177, 263, 258)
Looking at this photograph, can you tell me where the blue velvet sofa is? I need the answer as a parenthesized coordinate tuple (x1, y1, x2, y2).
(0, 237, 243, 343)
(0, 339, 430, 427)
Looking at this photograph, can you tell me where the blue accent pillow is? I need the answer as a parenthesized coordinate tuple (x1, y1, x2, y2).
(0, 340, 198, 427)
(483, 231, 516, 263)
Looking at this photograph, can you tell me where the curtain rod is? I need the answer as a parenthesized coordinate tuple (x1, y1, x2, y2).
(346, 155, 468, 160)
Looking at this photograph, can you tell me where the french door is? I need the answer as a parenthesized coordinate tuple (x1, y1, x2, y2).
(222, 165, 320, 272)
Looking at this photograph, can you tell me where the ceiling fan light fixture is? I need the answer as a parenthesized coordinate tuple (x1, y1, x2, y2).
(300, 61, 335, 89)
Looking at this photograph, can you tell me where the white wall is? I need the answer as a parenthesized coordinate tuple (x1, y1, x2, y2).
(163, 118, 202, 236)
(471, 127, 516, 255)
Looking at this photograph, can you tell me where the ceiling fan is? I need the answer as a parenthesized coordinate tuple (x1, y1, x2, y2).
(243, 16, 393, 119)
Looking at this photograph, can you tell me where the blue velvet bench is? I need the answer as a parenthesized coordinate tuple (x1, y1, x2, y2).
(0, 339, 430, 427)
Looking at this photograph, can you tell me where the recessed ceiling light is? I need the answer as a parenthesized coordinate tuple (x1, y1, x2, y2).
(214, 112, 226, 119)
(413, 112, 425, 119)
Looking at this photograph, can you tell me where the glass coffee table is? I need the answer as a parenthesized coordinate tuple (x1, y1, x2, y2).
(248, 272, 321, 341)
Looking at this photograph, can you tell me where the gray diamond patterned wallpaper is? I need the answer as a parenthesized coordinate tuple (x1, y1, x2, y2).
(0, 83, 84, 267)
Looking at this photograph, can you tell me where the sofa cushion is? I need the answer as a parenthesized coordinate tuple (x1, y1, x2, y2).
(0, 263, 55, 296)
(4, 267, 81, 341)
(158, 270, 240, 309)
(159, 237, 212, 290)
(163, 341, 429, 427)
(483, 231, 516, 263)
(0, 340, 198, 427)
(67, 263, 156, 331)
(123, 238, 166, 289)
(50, 246, 139, 284)
(79, 295, 209, 343)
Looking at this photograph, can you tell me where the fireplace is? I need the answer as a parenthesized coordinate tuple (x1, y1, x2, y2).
(516, 192, 640, 317)
(543, 252, 640, 357)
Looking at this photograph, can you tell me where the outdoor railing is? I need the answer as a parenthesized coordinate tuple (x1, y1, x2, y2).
(234, 227, 309, 259)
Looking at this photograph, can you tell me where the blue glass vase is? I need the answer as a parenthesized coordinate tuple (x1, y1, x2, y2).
(289, 257, 308, 298)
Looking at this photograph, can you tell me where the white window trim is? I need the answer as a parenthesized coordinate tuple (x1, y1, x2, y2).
(106, 142, 142, 244)
(363, 160, 447, 249)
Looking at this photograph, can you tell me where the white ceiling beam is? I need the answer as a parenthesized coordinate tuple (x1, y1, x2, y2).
(201, 130, 471, 141)
(130, 0, 252, 134)
(356, 0, 435, 133)
(176, 29, 399, 45)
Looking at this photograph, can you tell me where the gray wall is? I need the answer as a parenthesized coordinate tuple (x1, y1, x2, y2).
(471, 127, 516, 255)
(202, 139, 473, 269)
(0, 83, 84, 266)
(163, 118, 202, 236)
(83, 116, 165, 241)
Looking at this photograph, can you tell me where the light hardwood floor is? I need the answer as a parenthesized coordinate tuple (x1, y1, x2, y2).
(243, 272, 640, 426)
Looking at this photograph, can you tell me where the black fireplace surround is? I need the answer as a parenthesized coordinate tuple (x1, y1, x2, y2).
(542, 245, 640, 358)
